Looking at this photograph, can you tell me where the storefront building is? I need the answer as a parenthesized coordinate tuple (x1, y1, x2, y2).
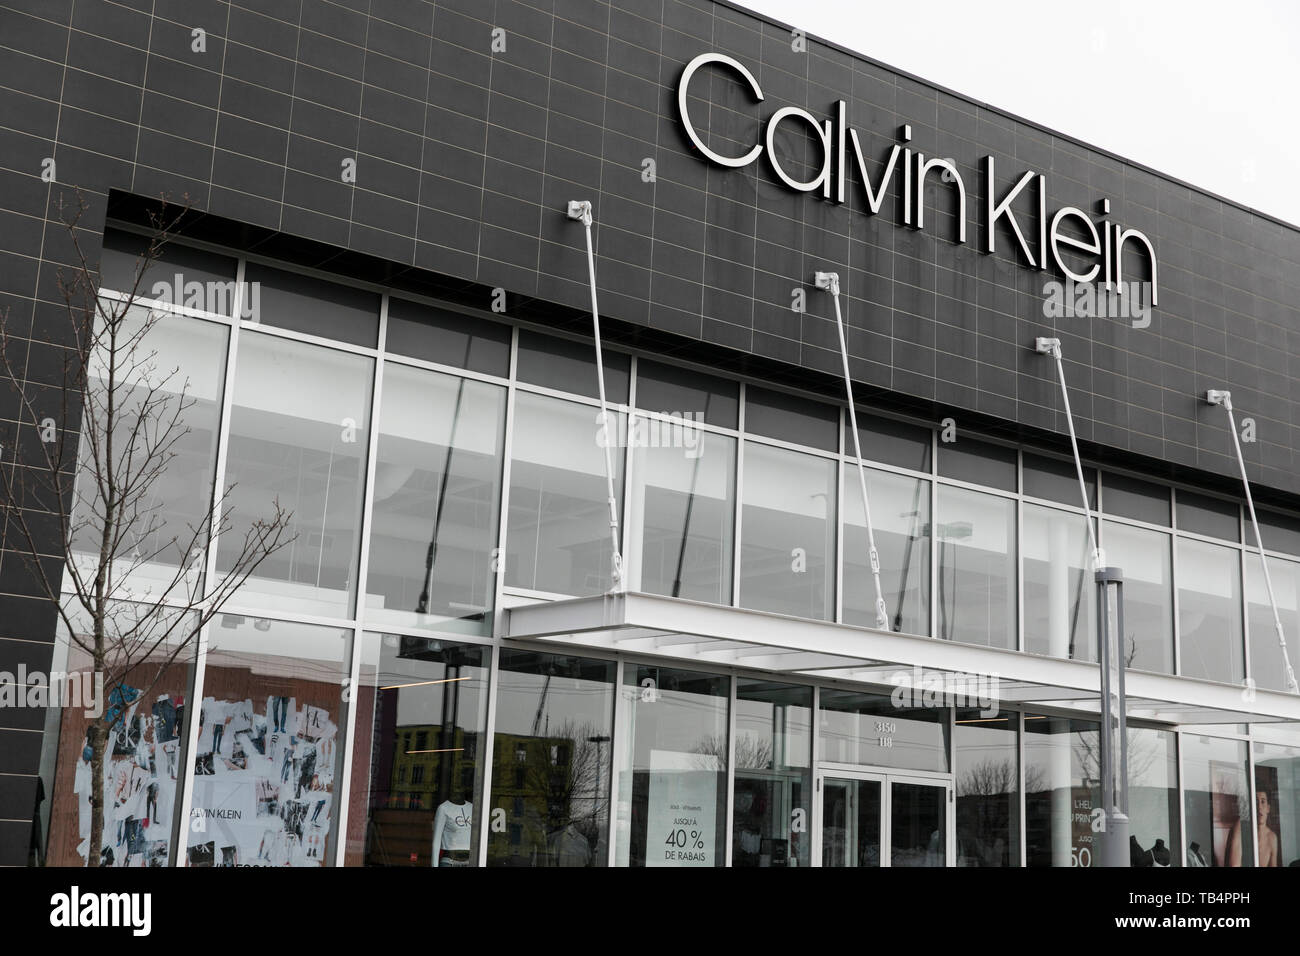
(2, 0, 1299, 868)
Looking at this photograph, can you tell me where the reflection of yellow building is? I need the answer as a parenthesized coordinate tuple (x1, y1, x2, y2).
(365, 723, 478, 867)
(487, 731, 605, 867)
(386, 723, 477, 808)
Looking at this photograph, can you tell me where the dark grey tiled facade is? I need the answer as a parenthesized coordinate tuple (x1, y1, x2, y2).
(0, 0, 1298, 861)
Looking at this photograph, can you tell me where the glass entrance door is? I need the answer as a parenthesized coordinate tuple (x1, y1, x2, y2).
(888, 778, 947, 866)
(818, 771, 951, 866)
(821, 775, 882, 867)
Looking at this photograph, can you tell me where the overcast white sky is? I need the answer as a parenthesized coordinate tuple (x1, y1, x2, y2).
(732, 0, 1300, 226)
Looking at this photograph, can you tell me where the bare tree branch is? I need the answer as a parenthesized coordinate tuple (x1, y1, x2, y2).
(0, 191, 296, 866)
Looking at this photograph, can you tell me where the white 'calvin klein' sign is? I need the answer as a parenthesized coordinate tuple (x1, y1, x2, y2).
(677, 53, 1158, 307)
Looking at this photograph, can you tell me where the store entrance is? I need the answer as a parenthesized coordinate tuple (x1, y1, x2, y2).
(817, 769, 952, 866)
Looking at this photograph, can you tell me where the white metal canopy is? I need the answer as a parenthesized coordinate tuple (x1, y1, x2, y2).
(502, 591, 1300, 726)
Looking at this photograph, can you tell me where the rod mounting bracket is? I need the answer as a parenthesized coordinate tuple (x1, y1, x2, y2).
(1034, 336, 1062, 358)
(566, 200, 592, 225)
(1205, 389, 1232, 409)
(813, 271, 839, 294)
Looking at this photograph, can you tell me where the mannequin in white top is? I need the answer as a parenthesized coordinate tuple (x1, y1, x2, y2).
(431, 796, 473, 867)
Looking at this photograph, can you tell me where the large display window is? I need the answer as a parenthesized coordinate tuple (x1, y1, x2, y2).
(1177, 538, 1244, 682)
(843, 467, 929, 635)
(487, 650, 615, 866)
(1246, 553, 1300, 692)
(505, 392, 626, 596)
(1023, 503, 1096, 662)
(629, 425, 735, 605)
(217, 332, 373, 617)
(739, 441, 836, 620)
(1127, 727, 1180, 867)
(1025, 716, 1099, 867)
(615, 665, 729, 867)
(186, 617, 351, 866)
(346, 634, 489, 867)
(41, 604, 197, 867)
(954, 709, 1019, 866)
(1182, 733, 1254, 867)
(935, 486, 1015, 648)
(70, 306, 229, 598)
(732, 680, 812, 867)
(1253, 741, 1300, 867)
(1102, 521, 1173, 673)
(365, 362, 505, 635)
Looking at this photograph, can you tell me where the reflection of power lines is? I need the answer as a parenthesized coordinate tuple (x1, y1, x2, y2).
(894, 483, 925, 632)
(416, 336, 473, 620)
(933, 521, 972, 642)
(671, 393, 711, 598)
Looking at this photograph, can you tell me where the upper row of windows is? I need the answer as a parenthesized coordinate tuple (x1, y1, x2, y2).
(98, 230, 1291, 552)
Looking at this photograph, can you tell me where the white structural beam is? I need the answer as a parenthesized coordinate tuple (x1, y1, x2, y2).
(503, 591, 1300, 724)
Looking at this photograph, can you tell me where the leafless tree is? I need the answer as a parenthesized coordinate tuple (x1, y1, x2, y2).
(959, 757, 1018, 799)
(693, 732, 772, 771)
(0, 193, 294, 865)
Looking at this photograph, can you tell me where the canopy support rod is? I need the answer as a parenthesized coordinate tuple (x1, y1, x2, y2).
(1035, 338, 1103, 567)
(568, 200, 624, 591)
(1206, 389, 1298, 693)
(815, 271, 888, 629)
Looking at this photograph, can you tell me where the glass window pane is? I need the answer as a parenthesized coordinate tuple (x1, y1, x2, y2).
(72, 307, 227, 594)
(848, 413, 932, 472)
(745, 386, 838, 451)
(1023, 453, 1096, 509)
(1103, 472, 1170, 525)
(821, 777, 880, 867)
(515, 330, 629, 403)
(1102, 521, 1173, 673)
(244, 264, 380, 347)
(187, 617, 351, 866)
(631, 427, 734, 604)
(40, 603, 197, 867)
(818, 688, 950, 773)
(100, 229, 237, 308)
(1128, 727, 1180, 867)
(505, 392, 625, 595)
(739, 442, 835, 620)
(385, 297, 510, 377)
(1181, 734, 1254, 867)
(1177, 490, 1239, 542)
(937, 438, 1016, 491)
(347, 633, 489, 866)
(1253, 742, 1300, 868)
(635, 359, 738, 429)
(217, 333, 373, 617)
(843, 466, 930, 635)
(955, 709, 1020, 867)
(733, 680, 812, 868)
(486, 650, 615, 867)
(1259, 510, 1300, 560)
(936, 486, 1016, 649)
(1024, 716, 1099, 867)
(1177, 538, 1244, 682)
(615, 665, 729, 867)
(365, 363, 504, 634)
(1246, 553, 1300, 692)
(890, 780, 947, 866)
(1023, 503, 1096, 662)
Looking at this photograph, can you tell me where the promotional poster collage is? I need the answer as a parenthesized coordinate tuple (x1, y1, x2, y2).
(70, 684, 184, 867)
(186, 693, 338, 866)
